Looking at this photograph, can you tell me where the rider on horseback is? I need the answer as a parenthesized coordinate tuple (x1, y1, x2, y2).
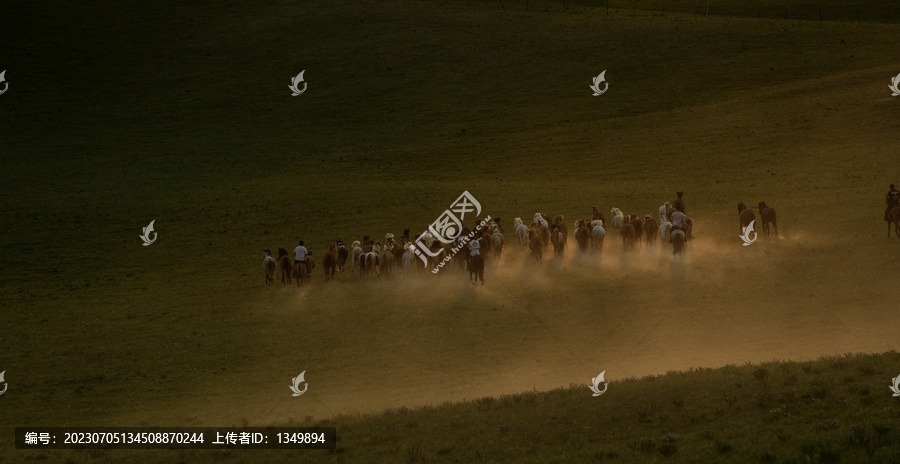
(885, 184, 900, 222)
(468, 237, 481, 257)
(671, 204, 686, 233)
(293, 240, 312, 278)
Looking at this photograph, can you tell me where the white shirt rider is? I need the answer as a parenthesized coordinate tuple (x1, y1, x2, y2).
(293, 245, 309, 262)
(468, 239, 481, 256)
(671, 211, 685, 230)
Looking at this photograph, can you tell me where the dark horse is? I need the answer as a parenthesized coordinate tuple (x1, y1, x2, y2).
(758, 201, 778, 237)
(591, 206, 606, 225)
(671, 216, 693, 255)
(467, 253, 485, 286)
(575, 219, 591, 252)
(550, 225, 566, 256)
(336, 240, 349, 273)
(631, 215, 643, 245)
(888, 206, 900, 238)
(322, 245, 338, 282)
(293, 255, 315, 287)
(528, 228, 543, 264)
(278, 248, 292, 285)
(738, 202, 755, 233)
(671, 229, 686, 255)
(643, 216, 659, 244)
(621, 218, 635, 251)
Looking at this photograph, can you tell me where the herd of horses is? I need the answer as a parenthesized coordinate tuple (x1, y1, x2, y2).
(738, 201, 779, 237)
(260, 195, 784, 287)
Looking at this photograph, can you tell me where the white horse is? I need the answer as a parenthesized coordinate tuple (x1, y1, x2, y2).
(350, 241, 363, 271)
(514, 217, 528, 247)
(534, 213, 550, 249)
(591, 220, 606, 251)
(401, 243, 416, 273)
(659, 219, 672, 244)
(420, 231, 435, 248)
(263, 250, 276, 285)
(658, 202, 671, 223)
(361, 251, 379, 279)
(610, 208, 624, 235)
(491, 231, 503, 258)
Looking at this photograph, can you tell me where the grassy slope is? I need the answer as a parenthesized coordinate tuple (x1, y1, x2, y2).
(2, 0, 900, 462)
(10, 353, 900, 463)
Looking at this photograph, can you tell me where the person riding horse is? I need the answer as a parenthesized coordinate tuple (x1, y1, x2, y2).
(672, 191, 685, 217)
(293, 240, 313, 279)
(468, 236, 481, 260)
(885, 184, 900, 222)
(671, 203, 691, 240)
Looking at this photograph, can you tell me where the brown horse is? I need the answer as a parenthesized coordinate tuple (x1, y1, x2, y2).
(553, 215, 568, 240)
(643, 216, 659, 244)
(575, 219, 591, 252)
(336, 240, 349, 273)
(278, 248, 293, 285)
(888, 206, 900, 238)
(528, 228, 543, 264)
(738, 202, 755, 233)
(550, 224, 566, 256)
(381, 244, 395, 276)
(323, 245, 338, 282)
(758, 201, 778, 237)
(621, 217, 635, 250)
(392, 237, 407, 264)
(631, 215, 643, 245)
(293, 254, 315, 287)
(293, 260, 308, 286)
(467, 253, 485, 286)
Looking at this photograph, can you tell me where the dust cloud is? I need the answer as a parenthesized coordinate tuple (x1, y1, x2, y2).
(132, 224, 896, 426)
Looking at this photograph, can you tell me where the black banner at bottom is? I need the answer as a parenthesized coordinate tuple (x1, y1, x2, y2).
(15, 427, 336, 449)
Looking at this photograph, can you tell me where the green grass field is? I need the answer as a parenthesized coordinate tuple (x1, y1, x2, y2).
(2, 0, 900, 462)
